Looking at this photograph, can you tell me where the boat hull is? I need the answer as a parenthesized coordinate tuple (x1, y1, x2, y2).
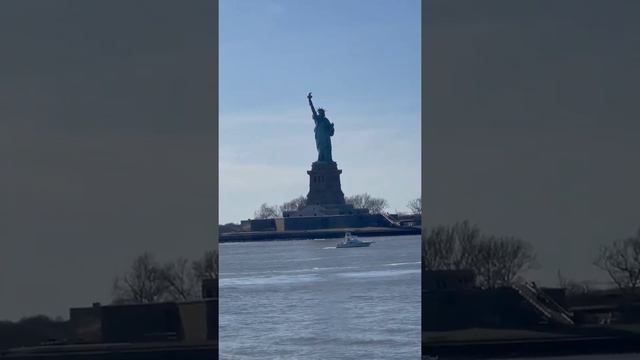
(336, 242, 372, 248)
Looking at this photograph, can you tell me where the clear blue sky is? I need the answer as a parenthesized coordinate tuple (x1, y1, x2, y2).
(220, 0, 421, 223)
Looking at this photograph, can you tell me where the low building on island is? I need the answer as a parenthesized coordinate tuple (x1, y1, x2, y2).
(0, 280, 218, 359)
(422, 269, 573, 331)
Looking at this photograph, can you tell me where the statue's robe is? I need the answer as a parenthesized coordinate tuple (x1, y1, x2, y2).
(313, 114, 333, 162)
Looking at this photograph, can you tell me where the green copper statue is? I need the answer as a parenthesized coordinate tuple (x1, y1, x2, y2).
(307, 92, 335, 163)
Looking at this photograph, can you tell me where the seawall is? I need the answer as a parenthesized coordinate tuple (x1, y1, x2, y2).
(219, 226, 421, 243)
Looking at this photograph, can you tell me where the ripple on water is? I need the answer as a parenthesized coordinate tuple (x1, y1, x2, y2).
(336, 269, 420, 278)
(220, 274, 321, 287)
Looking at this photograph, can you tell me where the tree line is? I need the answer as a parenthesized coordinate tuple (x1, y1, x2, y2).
(594, 227, 640, 292)
(0, 315, 70, 351)
(253, 194, 421, 219)
(424, 221, 640, 293)
(112, 250, 217, 304)
(422, 220, 537, 288)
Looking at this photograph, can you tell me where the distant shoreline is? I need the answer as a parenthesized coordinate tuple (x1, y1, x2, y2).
(219, 226, 421, 243)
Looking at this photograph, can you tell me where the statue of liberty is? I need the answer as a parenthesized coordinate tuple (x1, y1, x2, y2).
(307, 92, 335, 163)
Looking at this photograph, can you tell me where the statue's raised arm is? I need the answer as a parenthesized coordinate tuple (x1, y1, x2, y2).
(307, 92, 317, 117)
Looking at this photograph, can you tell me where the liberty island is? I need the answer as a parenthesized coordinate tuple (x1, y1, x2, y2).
(220, 93, 421, 242)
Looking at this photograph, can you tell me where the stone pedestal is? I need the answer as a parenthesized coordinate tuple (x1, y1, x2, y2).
(281, 161, 368, 219)
(306, 161, 345, 206)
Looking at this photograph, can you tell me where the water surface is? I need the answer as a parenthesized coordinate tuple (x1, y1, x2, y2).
(220, 235, 420, 359)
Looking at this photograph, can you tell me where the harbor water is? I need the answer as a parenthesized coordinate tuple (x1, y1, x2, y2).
(219, 235, 421, 359)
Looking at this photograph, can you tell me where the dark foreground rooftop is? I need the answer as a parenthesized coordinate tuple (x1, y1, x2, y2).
(423, 332, 640, 359)
(1, 341, 217, 360)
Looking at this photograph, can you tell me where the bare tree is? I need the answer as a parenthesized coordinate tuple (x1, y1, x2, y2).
(557, 270, 591, 295)
(345, 194, 365, 209)
(345, 193, 388, 214)
(112, 253, 168, 304)
(112, 250, 219, 304)
(192, 250, 218, 281)
(594, 228, 640, 291)
(422, 220, 480, 271)
(162, 250, 218, 301)
(161, 257, 199, 301)
(407, 197, 422, 215)
(254, 203, 280, 219)
(473, 236, 537, 288)
(279, 196, 306, 214)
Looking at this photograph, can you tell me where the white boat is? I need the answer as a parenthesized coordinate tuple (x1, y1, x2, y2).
(336, 232, 373, 248)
